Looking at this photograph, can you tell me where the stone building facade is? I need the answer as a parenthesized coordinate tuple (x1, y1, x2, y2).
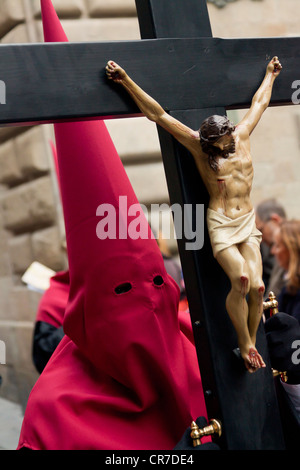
(0, 0, 299, 411)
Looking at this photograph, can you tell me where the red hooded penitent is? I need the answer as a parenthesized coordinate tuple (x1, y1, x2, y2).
(17, 0, 207, 450)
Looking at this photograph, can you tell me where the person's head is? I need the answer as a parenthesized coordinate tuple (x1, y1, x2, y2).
(199, 115, 236, 171)
(271, 220, 300, 292)
(255, 199, 286, 246)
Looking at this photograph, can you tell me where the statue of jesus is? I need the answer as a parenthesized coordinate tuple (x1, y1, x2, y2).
(106, 56, 282, 373)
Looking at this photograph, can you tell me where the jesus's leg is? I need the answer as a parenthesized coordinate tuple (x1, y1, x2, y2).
(216, 246, 260, 372)
(238, 242, 266, 368)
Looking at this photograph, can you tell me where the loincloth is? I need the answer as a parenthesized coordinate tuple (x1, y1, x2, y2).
(207, 208, 262, 258)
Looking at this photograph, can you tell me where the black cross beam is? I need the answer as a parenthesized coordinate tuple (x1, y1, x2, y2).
(0, 0, 297, 449)
(0, 36, 299, 126)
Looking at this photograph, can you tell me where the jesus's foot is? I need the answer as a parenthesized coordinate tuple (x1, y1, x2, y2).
(243, 346, 266, 373)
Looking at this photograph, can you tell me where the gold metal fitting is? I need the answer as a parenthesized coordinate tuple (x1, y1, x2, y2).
(272, 369, 288, 383)
(190, 421, 201, 447)
(190, 419, 222, 447)
(263, 291, 278, 316)
(263, 292, 288, 382)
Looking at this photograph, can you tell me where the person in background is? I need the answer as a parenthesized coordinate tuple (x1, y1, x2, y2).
(264, 217, 300, 448)
(271, 219, 300, 324)
(255, 198, 286, 299)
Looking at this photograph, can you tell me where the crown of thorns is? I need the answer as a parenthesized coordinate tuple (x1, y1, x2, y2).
(199, 117, 235, 143)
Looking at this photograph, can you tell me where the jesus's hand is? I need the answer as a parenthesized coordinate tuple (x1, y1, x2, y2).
(267, 56, 282, 77)
(106, 61, 127, 83)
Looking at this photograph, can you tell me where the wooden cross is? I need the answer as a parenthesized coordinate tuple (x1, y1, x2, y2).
(1, 0, 297, 449)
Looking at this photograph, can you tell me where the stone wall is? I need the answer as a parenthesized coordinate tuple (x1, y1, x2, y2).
(0, 0, 299, 411)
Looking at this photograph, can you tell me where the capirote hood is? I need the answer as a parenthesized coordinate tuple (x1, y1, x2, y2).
(17, 1, 207, 451)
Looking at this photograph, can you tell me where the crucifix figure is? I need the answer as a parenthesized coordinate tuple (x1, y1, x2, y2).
(106, 56, 282, 373)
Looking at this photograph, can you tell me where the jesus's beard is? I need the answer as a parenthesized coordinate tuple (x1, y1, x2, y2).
(222, 140, 236, 158)
(205, 139, 236, 171)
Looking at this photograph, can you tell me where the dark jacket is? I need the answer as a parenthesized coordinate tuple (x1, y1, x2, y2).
(278, 286, 300, 325)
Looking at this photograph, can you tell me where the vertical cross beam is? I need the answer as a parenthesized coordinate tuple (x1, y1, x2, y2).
(136, 0, 285, 449)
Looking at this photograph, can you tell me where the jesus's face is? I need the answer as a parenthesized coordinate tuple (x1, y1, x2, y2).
(212, 133, 236, 156)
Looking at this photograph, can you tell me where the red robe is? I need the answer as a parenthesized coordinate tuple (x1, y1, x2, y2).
(17, 0, 208, 450)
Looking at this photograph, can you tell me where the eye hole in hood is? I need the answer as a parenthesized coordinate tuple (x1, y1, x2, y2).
(153, 275, 164, 286)
(115, 282, 132, 295)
